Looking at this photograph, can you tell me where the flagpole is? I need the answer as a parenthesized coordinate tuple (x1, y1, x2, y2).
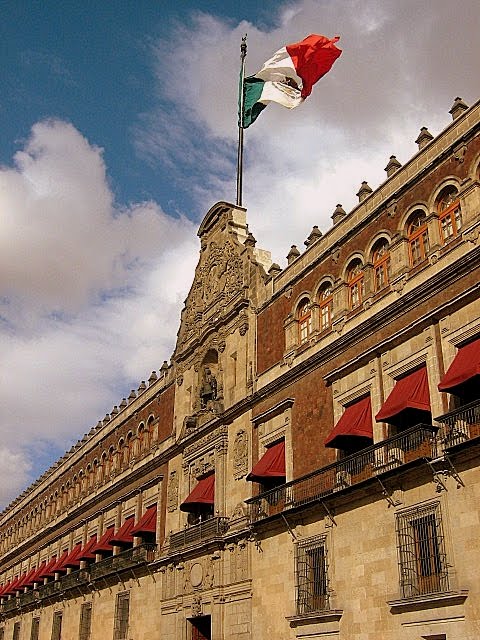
(236, 34, 247, 207)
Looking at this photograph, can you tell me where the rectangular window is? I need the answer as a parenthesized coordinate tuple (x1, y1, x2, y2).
(396, 502, 449, 598)
(51, 612, 62, 640)
(30, 618, 40, 640)
(79, 603, 92, 640)
(113, 592, 130, 640)
(12, 623, 21, 640)
(0, 627, 3, 640)
(295, 535, 329, 614)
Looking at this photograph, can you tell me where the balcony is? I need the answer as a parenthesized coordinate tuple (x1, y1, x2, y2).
(59, 568, 89, 591)
(36, 580, 62, 600)
(246, 424, 438, 523)
(436, 399, 480, 448)
(169, 517, 229, 552)
(89, 543, 156, 581)
(1, 597, 19, 613)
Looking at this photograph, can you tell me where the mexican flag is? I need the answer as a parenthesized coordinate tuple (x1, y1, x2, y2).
(240, 34, 342, 128)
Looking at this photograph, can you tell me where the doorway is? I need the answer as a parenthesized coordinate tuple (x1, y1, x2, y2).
(189, 615, 211, 640)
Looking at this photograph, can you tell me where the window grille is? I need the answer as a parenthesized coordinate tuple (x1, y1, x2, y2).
(51, 612, 62, 640)
(79, 603, 92, 640)
(12, 623, 21, 640)
(30, 618, 40, 640)
(113, 592, 130, 640)
(396, 502, 449, 598)
(295, 535, 329, 614)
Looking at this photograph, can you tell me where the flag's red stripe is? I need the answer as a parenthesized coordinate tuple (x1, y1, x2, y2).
(286, 34, 342, 99)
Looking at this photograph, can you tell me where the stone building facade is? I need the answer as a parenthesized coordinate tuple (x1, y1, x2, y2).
(1, 97, 480, 640)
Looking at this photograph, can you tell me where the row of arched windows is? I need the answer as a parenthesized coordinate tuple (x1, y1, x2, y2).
(294, 184, 464, 345)
(0, 416, 159, 555)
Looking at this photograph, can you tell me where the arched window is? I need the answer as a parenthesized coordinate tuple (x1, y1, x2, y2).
(437, 186, 462, 243)
(297, 299, 312, 344)
(347, 259, 364, 309)
(318, 283, 333, 332)
(372, 239, 390, 291)
(407, 211, 429, 266)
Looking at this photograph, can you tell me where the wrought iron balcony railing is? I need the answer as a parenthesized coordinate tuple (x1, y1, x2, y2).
(89, 543, 156, 581)
(36, 579, 62, 600)
(59, 568, 89, 591)
(246, 424, 438, 524)
(1, 597, 19, 613)
(436, 399, 480, 448)
(169, 516, 229, 552)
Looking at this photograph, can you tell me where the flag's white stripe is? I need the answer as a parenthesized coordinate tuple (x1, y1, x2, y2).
(257, 81, 303, 110)
(254, 46, 303, 91)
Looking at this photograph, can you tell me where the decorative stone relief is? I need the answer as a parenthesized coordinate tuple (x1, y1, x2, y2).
(331, 247, 341, 264)
(232, 430, 248, 479)
(167, 471, 179, 512)
(190, 563, 203, 588)
(191, 595, 202, 617)
(465, 228, 480, 245)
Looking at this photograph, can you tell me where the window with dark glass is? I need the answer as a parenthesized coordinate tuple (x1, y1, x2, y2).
(51, 612, 62, 640)
(113, 593, 130, 640)
(79, 603, 92, 640)
(297, 299, 312, 344)
(372, 239, 390, 291)
(396, 502, 449, 598)
(407, 211, 429, 266)
(295, 536, 329, 614)
(30, 618, 40, 640)
(318, 283, 333, 331)
(437, 186, 462, 243)
(347, 259, 364, 309)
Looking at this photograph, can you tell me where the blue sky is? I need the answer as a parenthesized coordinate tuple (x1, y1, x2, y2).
(1, 1, 281, 216)
(1, 0, 479, 509)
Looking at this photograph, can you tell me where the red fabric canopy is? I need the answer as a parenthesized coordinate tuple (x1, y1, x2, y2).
(376, 367, 430, 423)
(63, 543, 83, 568)
(16, 568, 37, 590)
(110, 517, 135, 546)
(46, 550, 69, 576)
(92, 526, 115, 553)
(23, 561, 46, 587)
(2, 576, 21, 596)
(246, 440, 286, 482)
(325, 396, 373, 448)
(36, 556, 57, 581)
(438, 338, 480, 392)
(131, 505, 157, 535)
(180, 474, 215, 512)
(78, 535, 98, 561)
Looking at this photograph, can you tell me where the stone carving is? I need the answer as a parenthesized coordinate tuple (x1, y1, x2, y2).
(191, 595, 202, 617)
(180, 240, 244, 342)
(167, 471, 179, 512)
(233, 430, 248, 479)
(184, 426, 228, 459)
(200, 367, 218, 409)
(190, 563, 203, 588)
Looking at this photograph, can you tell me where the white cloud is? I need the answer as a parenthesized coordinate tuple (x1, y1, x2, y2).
(136, 0, 480, 263)
(0, 120, 198, 508)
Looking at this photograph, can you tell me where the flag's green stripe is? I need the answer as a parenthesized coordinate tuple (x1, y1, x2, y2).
(241, 76, 268, 128)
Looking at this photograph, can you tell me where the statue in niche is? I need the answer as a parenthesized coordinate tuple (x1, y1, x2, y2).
(200, 367, 217, 409)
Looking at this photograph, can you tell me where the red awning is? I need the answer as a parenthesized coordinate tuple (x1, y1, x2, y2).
(110, 517, 136, 546)
(46, 550, 69, 576)
(78, 535, 98, 561)
(23, 561, 46, 587)
(2, 576, 21, 596)
(438, 338, 480, 392)
(63, 543, 83, 568)
(131, 505, 157, 536)
(246, 440, 286, 482)
(92, 526, 115, 553)
(16, 568, 37, 590)
(325, 396, 373, 448)
(36, 556, 58, 581)
(376, 367, 430, 424)
(180, 474, 215, 512)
